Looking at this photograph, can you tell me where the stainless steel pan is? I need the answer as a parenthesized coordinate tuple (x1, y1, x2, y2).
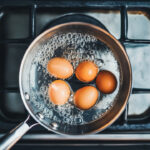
(0, 22, 132, 150)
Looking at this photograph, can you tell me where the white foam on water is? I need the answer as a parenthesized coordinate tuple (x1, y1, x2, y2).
(29, 32, 120, 125)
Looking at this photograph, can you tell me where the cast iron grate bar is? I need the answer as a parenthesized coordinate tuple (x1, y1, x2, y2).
(132, 88, 150, 94)
(0, 87, 19, 93)
(119, 5, 129, 124)
(0, 39, 33, 44)
(120, 39, 150, 44)
(120, 6, 128, 40)
(30, 4, 37, 38)
(1, 0, 150, 7)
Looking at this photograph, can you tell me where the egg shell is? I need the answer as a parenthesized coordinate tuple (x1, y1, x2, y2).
(74, 86, 99, 110)
(47, 57, 73, 79)
(75, 61, 98, 83)
(48, 80, 70, 105)
(96, 70, 117, 94)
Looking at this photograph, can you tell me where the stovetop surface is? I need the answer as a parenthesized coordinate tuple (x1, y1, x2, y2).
(0, 0, 150, 146)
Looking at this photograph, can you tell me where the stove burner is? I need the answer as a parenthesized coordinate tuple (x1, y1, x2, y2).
(0, 0, 150, 145)
(42, 13, 109, 33)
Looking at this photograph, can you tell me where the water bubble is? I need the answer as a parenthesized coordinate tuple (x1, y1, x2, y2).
(96, 59, 104, 67)
(75, 117, 82, 124)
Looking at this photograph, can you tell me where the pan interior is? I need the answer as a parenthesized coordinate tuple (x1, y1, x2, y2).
(28, 31, 120, 129)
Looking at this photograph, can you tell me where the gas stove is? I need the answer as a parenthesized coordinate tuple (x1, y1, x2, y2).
(0, 0, 150, 148)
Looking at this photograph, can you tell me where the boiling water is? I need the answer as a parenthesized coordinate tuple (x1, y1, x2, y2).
(29, 32, 120, 125)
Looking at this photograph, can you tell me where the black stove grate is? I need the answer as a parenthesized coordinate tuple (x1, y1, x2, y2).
(0, 0, 150, 145)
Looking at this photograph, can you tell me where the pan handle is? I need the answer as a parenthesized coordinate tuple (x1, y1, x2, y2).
(0, 115, 38, 150)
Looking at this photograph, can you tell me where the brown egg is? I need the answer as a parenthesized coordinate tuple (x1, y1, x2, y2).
(47, 57, 73, 79)
(74, 86, 99, 110)
(75, 61, 98, 82)
(96, 70, 117, 94)
(48, 80, 70, 105)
